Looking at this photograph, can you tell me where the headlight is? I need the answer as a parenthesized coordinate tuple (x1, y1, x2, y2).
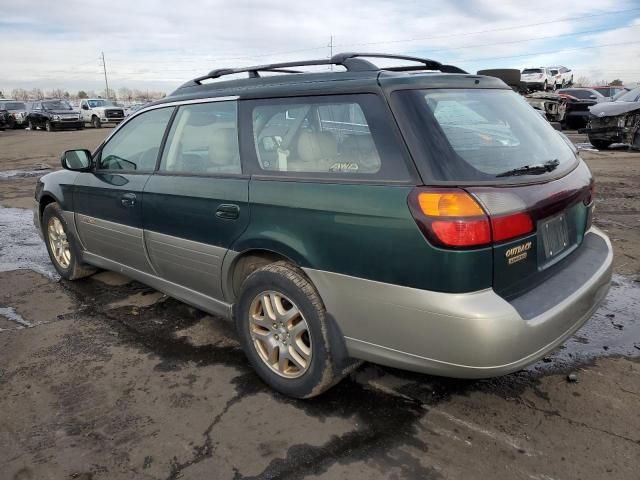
(53, 115, 60, 121)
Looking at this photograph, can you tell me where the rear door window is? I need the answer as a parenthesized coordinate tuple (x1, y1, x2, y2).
(160, 101, 241, 175)
(246, 94, 412, 181)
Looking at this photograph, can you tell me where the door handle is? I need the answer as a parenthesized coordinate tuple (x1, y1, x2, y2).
(120, 192, 137, 208)
(216, 204, 240, 220)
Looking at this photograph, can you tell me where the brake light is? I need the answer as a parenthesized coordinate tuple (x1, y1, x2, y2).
(491, 212, 533, 242)
(408, 188, 534, 248)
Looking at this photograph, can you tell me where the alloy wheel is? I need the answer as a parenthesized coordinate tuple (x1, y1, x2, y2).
(47, 217, 71, 269)
(248, 291, 312, 378)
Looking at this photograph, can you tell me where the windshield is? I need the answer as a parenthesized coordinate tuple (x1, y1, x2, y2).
(43, 100, 73, 111)
(522, 69, 542, 74)
(616, 87, 640, 102)
(5, 102, 26, 110)
(88, 99, 114, 108)
(550, 70, 558, 75)
(392, 89, 577, 183)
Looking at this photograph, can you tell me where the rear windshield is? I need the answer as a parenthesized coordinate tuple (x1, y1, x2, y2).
(522, 69, 542, 74)
(392, 89, 577, 183)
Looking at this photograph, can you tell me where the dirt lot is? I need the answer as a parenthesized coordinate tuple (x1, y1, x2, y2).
(1, 128, 639, 480)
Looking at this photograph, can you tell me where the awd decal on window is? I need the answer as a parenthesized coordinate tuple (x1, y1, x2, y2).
(505, 241, 532, 265)
(329, 162, 359, 172)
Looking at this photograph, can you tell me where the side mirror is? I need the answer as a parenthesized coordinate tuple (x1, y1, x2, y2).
(81, 104, 89, 110)
(61, 149, 92, 171)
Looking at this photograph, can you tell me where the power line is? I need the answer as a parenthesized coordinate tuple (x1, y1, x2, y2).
(404, 24, 640, 56)
(456, 40, 640, 63)
(334, 7, 640, 48)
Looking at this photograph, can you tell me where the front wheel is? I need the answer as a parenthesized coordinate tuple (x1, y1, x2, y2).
(28, 119, 35, 130)
(235, 261, 352, 398)
(92, 116, 101, 128)
(45, 120, 53, 132)
(42, 202, 96, 280)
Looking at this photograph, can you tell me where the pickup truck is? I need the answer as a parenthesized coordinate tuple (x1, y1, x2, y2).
(80, 98, 125, 128)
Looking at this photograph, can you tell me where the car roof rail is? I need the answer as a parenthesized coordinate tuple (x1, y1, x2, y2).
(184, 52, 467, 86)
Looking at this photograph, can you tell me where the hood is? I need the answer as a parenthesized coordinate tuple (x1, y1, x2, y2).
(589, 101, 640, 117)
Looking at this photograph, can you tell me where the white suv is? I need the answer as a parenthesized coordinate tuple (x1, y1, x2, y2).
(549, 66, 573, 89)
(79, 99, 125, 128)
(521, 67, 554, 91)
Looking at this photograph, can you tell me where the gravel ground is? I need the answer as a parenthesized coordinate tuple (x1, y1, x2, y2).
(0, 127, 639, 480)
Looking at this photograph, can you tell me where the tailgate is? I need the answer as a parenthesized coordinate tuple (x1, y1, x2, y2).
(469, 162, 593, 299)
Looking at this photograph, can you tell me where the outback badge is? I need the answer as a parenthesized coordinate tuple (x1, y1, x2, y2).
(505, 241, 532, 265)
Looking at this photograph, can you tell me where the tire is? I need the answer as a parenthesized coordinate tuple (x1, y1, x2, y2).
(7, 117, 15, 129)
(28, 119, 35, 130)
(589, 138, 612, 150)
(235, 261, 354, 398)
(92, 116, 101, 128)
(42, 202, 96, 280)
(543, 81, 548, 91)
(45, 120, 53, 132)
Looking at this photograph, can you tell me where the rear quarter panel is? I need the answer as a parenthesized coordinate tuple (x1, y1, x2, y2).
(235, 180, 493, 293)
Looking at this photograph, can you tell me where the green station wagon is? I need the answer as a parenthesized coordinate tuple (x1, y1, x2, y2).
(34, 53, 613, 398)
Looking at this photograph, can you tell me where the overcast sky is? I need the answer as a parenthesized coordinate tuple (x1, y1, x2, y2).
(1, 0, 639, 95)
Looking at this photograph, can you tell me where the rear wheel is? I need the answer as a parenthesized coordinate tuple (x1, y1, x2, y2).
(42, 202, 96, 280)
(590, 138, 612, 150)
(235, 261, 353, 398)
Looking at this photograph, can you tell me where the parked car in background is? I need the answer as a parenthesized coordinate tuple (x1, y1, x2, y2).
(611, 88, 631, 101)
(0, 100, 29, 128)
(591, 86, 627, 99)
(0, 106, 7, 131)
(80, 98, 125, 128)
(521, 67, 554, 91)
(557, 88, 606, 128)
(548, 66, 573, 89)
(582, 86, 640, 149)
(33, 52, 612, 398)
(27, 99, 83, 131)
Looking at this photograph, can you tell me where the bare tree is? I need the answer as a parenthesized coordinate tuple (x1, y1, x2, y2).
(609, 79, 623, 86)
(29, 88, 44, 100)
(11, 88, 29, 101)
(573, 76, 592, 87)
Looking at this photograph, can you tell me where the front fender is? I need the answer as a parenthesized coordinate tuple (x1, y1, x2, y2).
(36, 170, 80, 212)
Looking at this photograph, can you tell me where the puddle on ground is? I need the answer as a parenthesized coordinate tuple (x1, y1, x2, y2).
(574, 143, 629, 152)
(0, 306, 32, 330)
(0, 165, 52, 179)
(0, 206, 58, 279)
(529, 274, 640, 373)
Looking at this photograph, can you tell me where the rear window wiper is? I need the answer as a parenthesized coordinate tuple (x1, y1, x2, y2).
(495, 159, 560, 178)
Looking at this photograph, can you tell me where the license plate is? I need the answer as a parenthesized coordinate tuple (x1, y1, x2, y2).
(540, 213, 569, 259)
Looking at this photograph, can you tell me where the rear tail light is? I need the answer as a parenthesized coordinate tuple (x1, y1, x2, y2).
(408, 188, 534, 249)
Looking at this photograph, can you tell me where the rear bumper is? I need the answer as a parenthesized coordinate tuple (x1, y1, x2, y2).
(304, 227, 612, 378)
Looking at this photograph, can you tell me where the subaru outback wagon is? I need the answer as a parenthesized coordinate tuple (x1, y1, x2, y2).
(34, 53, 612, 398)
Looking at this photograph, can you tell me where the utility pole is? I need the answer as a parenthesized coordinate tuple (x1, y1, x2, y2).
(329, 35, 333, 71)
(101, 51, 111, 99)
